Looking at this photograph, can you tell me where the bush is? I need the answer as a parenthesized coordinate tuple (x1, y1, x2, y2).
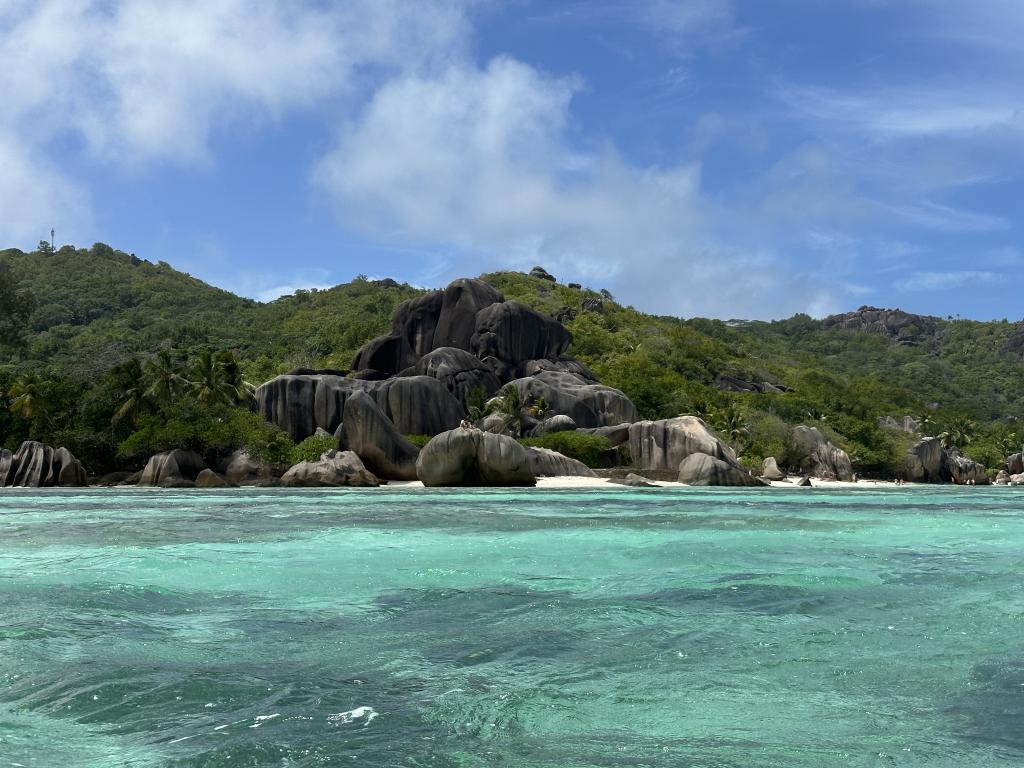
(290, 433, 337, 464)
(118, 403, 294, 465)
(405, 434, 432, 448)
(519, 431, 613, 468)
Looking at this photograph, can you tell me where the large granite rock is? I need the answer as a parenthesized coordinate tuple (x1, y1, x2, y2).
(609, 473, 658, 488)
(528, 414, 577, 437)
(524, 447, 596, 477)
(138, 449, 206, 488)
(905, 437, 947, 483)
(399, 347, 501, 405)
(513, 357, 598, 383)
(220, 450, 278, 486)
(2, 441, 88, 487)
(1011, 473, 1024, 486)
(678, 453, 768, 487)
(995, 470, 1011, 485)
(790, 426, 854, 481)
(471, 301, 571, 368)
(416, 429, 535, 487)
(195, 469, 234, 488)
(339, 391, 420, 481)
(628, 416, 739, 472)
(511, 371, 638, 429)
(280, 450, 380, 487)
(822, 306, 940, 345)
(761, 457, 785, 481)
(943, 449, 989, 485)
(1007, 453, 1024, 476)
(256, 374, 462, 442)
(577, 423, 631, 447)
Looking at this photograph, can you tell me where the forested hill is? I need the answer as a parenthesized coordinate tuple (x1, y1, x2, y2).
(2, 242, 1023, 475)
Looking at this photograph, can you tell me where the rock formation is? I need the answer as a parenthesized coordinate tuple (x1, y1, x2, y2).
(761, 457, 785, 481)
(528, 414, 577, 437)
(609, 473, 658, 487)
(138, 449, 206, 487)
(577, 423, 631, 447)
(822, 306, 940, 346)
(280, 450, 380, 487)
(524, 447, 596, 477)
(943, 449, 989, 485)
(628, 416, 739, 472)
(196, 469, 234, 488)
(339, 391, 420, 481)
(678, 453, 768, 487)
(1007, 452, 1024, 476)
(713, 374, 790, 394)
(257, 277, 639, 458)
(416, 429, 535, 487)
(905, 437, 946, 483)
(219, 450, 279, 486)
(0, 441, 87, 487)
(789, 426, 854, 481)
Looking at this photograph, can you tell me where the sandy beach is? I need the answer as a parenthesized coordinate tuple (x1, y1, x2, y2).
(376, 476, 938, 490)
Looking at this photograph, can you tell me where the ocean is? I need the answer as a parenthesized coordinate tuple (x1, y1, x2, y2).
(1, 486, 1022, 767)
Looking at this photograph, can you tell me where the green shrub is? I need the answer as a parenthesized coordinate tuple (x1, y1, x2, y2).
(290, 433, 337, 464)
(405, 434, 432, 448)
(519, 431, 613, 468)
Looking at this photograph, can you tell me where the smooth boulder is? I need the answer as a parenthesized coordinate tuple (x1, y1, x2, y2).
(471, 301, 571, 368)
(678, 453, 768, 487)
(761, 457, 785, 481)
(512, 371, 638, 428)
(943, 449, 989, 485)
(609, 473, 658, 488)
(628, 416, 740, 472)
(905, 437, 946, 483)
(195, 469, 234, 488)
(138, 449, 206, 487)
(416, 429, 535, 487)
(4, 441, 88, 487)
(220, 450, 278, 486)
(280, 450, 380, 487)
(524, 447, 596, 477)
(399, 346, 501, 405)
(790, 426, 854, 481)
(339, 391, 420, 480)
(1007, 453, 1023, 476)
(577, 423, 631, 447)
(528, 414, 577, 437)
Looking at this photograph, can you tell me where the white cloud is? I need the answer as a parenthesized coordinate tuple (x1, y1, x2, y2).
(0, 0, 469, 245)
(889, 201, 1011, 233)
(315, 56, 840, 319)
(896, 270, 999, 292)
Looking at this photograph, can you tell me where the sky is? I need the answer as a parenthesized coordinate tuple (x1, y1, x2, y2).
(0, 0, 1021, 320)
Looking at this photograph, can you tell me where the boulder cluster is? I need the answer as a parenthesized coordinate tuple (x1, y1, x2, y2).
(822, 306, 939, 346)
(995, 450, 1024, 486)
(905, 437, 989, 484)
(0, 441, 87, 487)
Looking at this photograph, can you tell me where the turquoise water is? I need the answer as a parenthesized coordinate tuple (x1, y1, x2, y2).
(1, 487, 1023, 767)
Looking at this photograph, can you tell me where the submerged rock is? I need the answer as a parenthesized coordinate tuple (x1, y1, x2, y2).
(416, 429, 535, 487)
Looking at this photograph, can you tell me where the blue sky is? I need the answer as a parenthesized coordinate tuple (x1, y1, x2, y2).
(1, 1, 1021, 320)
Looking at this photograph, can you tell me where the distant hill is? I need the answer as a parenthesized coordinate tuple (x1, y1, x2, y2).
(2, 242, 1023, 475)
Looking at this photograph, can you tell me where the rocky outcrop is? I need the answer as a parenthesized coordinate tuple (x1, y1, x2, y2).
(577, 423, 631, 447)
(628, 416, 740, 472)
(0, 441, 88, 487)
(1012, 474, 1024, 486)
(1007, 453, 1023, 476)
(943, 449, 989, 485)
(524, 447, 596, 477)
(138, 449, 206, 488)
(399, 347, 501, 405)
(511, 371, 638, 428)
(513, 357, 598, 382)
(1002, 323, 1024, 360)
(339, 391, 420, 481)
(878, 415, 920, 434)
(471, 301, 571, 373)
(529, 266, 556, 282)
(255, 374, 462, 442)
(761, 457, 785, 481)
(790, 426, 854, 481)
(528, 414, 577, 437)
(713, 374, 790, 394)
(416, 429, 535, 487)
(905, 437, 946, 483)
(822, 306, 939, 346)
(280, 450, 380, 487)
(995, 470, 1010, 485)
(678, 453, 767, 487)
(196, 469, 234, 488)
(795, 476, 813, 487)
(220, 450, 278, 486)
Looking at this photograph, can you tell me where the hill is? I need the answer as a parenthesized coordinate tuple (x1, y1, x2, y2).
(1, 242, 1022, 475)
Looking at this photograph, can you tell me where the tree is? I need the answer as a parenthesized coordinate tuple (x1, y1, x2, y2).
(938, 416, 976, 450)
(112, 358, 149, 425)
(143, 350, 186, 403)
(0, 266, 34, 348)
(8, 373, 50, 425)
(712, 402, 750, 454)
(486, 383, 527, 436)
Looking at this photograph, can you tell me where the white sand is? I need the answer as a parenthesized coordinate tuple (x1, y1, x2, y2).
(376, 476, 925, 490)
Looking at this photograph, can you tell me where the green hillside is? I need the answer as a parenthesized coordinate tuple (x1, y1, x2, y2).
(1, 242, 1022, 476)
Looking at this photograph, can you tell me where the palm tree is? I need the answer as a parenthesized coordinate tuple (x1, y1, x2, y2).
(937, 416, 976, 450)
(487, 383, 527, 436)
(712, 402, 749, 454)
(188, 350, 241, 406)
(143, 350, 186, 403)
(8, 373, 49, 424)
(112, 358, 148, 425)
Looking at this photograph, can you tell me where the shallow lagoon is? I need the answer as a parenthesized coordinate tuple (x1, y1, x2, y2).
(1, 486, 1023, 767)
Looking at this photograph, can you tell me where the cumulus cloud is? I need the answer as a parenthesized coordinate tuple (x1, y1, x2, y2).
(0, 0, 469, 244)
(315, 56, 839, 318)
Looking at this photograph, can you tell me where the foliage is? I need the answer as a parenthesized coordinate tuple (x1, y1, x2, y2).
(404, 434, 432, 448)
(520, 431, 614, 468)
(290, 433, 338, 464)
